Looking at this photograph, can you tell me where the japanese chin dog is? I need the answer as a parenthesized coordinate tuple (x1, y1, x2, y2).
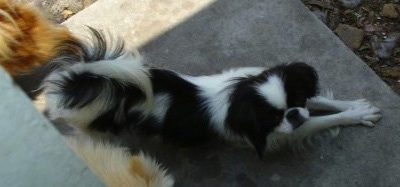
(42, 29, 382, 159)
(0, 1, 173, 186)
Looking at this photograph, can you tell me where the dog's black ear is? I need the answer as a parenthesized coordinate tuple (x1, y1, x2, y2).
(247, 133, 267, 159)
(227, 76, 285, 159)
(227, 105, 271, 158)
(282, 63, 319, 107)
(226, 97, 276, 159)
(227, 107, 271, 158)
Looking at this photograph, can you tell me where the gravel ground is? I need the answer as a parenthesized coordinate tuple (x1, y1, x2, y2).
(17, 0, 96, 23)
(302, 0, 400, 95)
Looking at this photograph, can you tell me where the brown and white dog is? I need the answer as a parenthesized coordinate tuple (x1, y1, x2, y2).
(0, 1, 173, 186)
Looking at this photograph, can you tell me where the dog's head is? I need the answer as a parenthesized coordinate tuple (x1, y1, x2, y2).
(227, 104, 310, 158)
(227, 63, 318, 158)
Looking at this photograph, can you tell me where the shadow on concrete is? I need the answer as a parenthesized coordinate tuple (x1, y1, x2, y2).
(130, 0, 400, 186)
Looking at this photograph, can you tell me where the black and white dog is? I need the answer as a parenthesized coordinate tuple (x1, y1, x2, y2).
(43, 30, 382, 157)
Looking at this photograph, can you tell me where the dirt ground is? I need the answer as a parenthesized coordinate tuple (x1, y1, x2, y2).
(302, 0, 400, 95)
(17, 0, 96, 23)
(22, 0, 399, 96)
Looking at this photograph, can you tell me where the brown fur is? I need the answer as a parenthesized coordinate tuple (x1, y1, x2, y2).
(0, 2, 174, 186)
(130, 157, 151, 184)
(0, 0, 74, 75)
(66, 136, 174, 187)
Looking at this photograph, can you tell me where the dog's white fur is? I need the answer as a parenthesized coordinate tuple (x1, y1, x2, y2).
(182, 67, 381, 150)
(44, 58, 382, 153)
(267, 95, 382, 150)
(256, 75, 287, 110)
(44, 53, 153, 128)
(301, 97, 381, 133)
(182, 67, 265, 136)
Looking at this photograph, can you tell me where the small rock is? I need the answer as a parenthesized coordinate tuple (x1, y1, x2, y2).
(335, 24, 365, 49)
(364, 24, 375, 32)
(378, 67, 400, 79)
(380, 4, 399, 18)
(61, 8, 74, 20)
(371, 34, 398, 59)
(338, 0, 362, 8)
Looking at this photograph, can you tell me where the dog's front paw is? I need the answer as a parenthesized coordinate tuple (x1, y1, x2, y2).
(345, 99, 376, 111)
(342, 103, 382, 127)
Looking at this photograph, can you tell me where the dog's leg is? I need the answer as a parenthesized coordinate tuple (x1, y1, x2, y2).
(306, 96, 375, 112)
(292, 103, 381, 138)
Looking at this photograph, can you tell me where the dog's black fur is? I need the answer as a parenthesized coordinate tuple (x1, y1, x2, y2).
(43, 29, 319, 157)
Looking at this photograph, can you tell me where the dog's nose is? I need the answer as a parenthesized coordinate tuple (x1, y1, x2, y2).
(285, 107, 310, 129)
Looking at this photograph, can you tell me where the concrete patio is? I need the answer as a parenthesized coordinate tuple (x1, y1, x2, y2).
(2, 0, 400, 186)
(64, 0, 400, 186)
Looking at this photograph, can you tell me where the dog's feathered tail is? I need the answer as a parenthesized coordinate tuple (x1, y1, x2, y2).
(0, 0, 75, 75)
(66, 136, 174, 187)
(43, 53, 153, 129)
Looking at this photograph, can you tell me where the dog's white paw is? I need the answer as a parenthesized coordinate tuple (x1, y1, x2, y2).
(344, 99, 375, 110)
(341, 103, 382, 127)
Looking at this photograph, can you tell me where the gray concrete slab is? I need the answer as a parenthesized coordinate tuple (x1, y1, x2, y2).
(65, 0, 400, 186)
(0, 68, 104, 186)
